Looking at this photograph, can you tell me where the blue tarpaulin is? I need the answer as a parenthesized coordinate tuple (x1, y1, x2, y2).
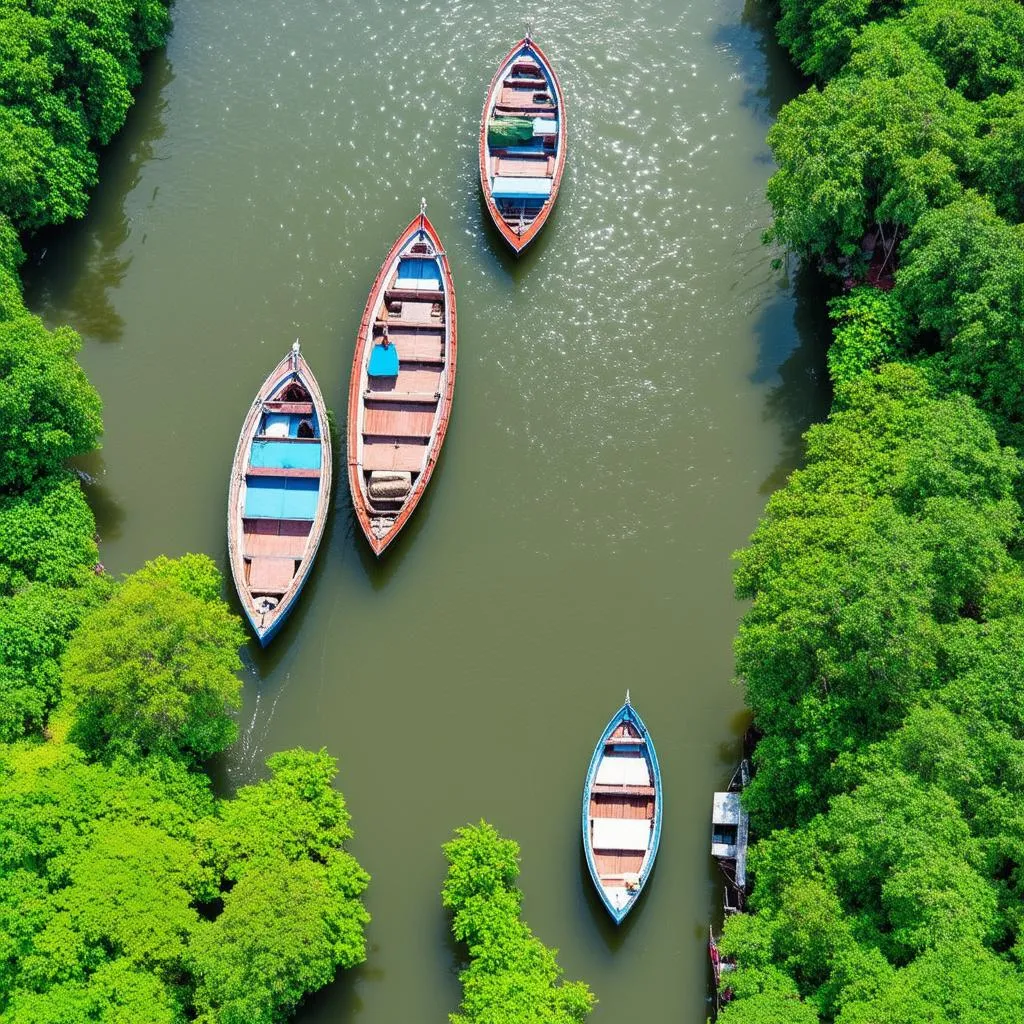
(396, 257, 441, 290)
(368, 343, 400, 377)
(249, 440, 321, 470)
(244, 477, 320, 520)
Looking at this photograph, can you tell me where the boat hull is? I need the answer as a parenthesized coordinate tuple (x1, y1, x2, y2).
(479, 37, 567, 253)
(581, 699, 663, 923)
(227, 347, 332, 644)
(347, 211, 457, 555)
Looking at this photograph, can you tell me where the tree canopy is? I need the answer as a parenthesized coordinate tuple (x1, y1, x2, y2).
(0, 316, 102, 490)
(63, 555, 246, 763)
(443, 822, 596, 1024)
(0, 740, 370, 1024)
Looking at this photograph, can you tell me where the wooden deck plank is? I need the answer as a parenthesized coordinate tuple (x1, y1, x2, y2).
(247, 556, 296, 593)
(246, 466, 320, 479)
(360, 440, 429, 472)
(499, 86, 552, 106)
(368, 365, 442, 394)
(590, 796, 655, 820)
(382, 300, 443, 326)
(594, 851, 645, 876)
(372, 327, 444, 363)
(364, 403, 436, 436)
(496, 156, 553, 177)
(243, 529, 309, 558)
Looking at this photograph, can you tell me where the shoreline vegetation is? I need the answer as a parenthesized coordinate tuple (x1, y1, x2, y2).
(443, 822, 596, 1024)
(719, 0, 1024, 1021)
(0, 2, 370, 1020)
(9, 0, 1021, 1018)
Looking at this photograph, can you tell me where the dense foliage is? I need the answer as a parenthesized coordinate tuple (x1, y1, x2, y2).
(734, 364, 1019, 826)
(722, 367, 1024, 1021)
(0, 0, 170, 231)
(64, 554, 246, 762)
(0, 739, 369, 1023)
(0, 6, 374, 1022)
(0, 0, 175, 750)
(721, 0, 1024, 1019)
(443, 822, 596, 1024)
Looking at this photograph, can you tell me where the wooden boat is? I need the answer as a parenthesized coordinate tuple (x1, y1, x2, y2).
(479, 33, 566, 253)
(711, 759, 750, 914)
(227, 342, 331, 645)
(347, 202, 456, 555)
(581, 692, 663, 923)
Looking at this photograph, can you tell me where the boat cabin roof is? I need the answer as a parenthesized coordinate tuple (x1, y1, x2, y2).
(713, 791, 742, 826)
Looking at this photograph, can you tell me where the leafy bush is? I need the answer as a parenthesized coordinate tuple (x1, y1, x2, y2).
(64, 555, 246, 763)
(827, 288, 908, 395)
(443, 822, 596, 1024)
(0, 739, 370, 1023)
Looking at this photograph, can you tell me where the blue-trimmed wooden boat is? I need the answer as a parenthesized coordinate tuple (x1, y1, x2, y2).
(227, 342, 332, 645)
(581, 692, 663, 923)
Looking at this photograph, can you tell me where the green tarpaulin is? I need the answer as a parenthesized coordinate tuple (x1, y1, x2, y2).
(487, 117, 534, 148)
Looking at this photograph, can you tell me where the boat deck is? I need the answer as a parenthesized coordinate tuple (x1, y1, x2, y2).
(228, 353, 331, 643)
(483, 47, 562, 243)
(589, 721, 655, 889)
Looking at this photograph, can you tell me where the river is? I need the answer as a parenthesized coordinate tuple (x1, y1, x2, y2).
(24, 0, 829, 1019)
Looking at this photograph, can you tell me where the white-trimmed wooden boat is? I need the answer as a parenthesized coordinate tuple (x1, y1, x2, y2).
(227, 342, 331, 645)
(347, 202, 456, 555)
(479, 33, 567, 253)
(582, 692, 663, 923)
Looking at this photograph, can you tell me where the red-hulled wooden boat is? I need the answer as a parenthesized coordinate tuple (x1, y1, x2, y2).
(479, 34, 566, 253)
(346, 202, 456, 555)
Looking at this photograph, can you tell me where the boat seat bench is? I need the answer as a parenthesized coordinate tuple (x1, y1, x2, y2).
(385, 286, 444, 302)
(246, 466, 320, 479)
(364, 390, 439, 403)
(591, 784, 656, 796)
(264, 401, 314, 415)
(591, 817, 652, 852)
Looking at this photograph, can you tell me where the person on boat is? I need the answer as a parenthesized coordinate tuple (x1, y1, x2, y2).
(381, 325, 391, 348)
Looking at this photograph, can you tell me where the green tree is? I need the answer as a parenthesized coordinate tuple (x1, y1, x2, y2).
(189, 858, 365, 1024)
(0, 316, 102, 490)
(900, 0, 1024, 100)
(443, 822, 596, 1024)
(63, 554, 245, 762)
(976, 89, 1024, 224)
(827, 288, 908, 395)
(0, 472, 97, 593)
(765, 38, 974, 264)
(895, 192, 1024, 424)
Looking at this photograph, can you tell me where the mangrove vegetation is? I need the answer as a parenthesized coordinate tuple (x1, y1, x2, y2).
(443, 822, 596, 1024)
(719, 0, 1024, 1021)
(0, 1, 371, 1020)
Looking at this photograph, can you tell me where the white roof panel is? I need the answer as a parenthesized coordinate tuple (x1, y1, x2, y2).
(592, 817, 652, 852)
(596, 755, 651, 787)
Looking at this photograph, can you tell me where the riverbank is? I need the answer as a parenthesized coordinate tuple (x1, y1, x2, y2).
(20, 0, 829, 1018)
(0, 3, 371, 1019)
(718, 1, 1024, 1019)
